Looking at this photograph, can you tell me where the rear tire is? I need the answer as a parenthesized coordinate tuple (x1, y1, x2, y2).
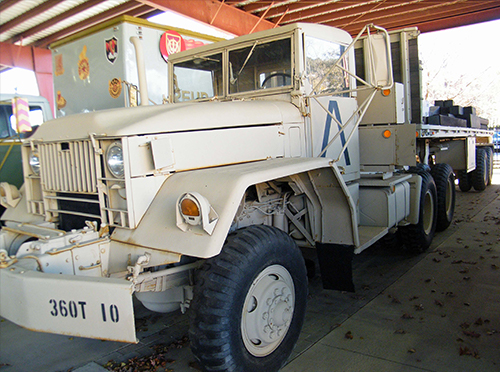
(458, 170, 472, 192)
(400, 171, 438, 253)
(472, 148, 488, 191)
(431, 163, 455, 231)
(189, 225, 308, 372)
(485, 147, 493, 186)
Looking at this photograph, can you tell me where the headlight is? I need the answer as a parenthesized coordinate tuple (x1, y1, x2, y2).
(106, 142, 124, 178)
(29, 152, 40, 176)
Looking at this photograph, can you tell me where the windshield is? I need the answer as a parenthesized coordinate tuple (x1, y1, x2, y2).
(229, 38, 292, 94)
(173, 53, 223, 102)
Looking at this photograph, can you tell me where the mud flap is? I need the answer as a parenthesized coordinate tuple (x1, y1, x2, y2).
(316, 243, 355, 292)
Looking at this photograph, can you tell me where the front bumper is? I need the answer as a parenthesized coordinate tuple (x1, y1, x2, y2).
(0, 258, 137, 343)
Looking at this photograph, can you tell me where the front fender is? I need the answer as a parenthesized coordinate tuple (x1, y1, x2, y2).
(111, 158, 357, 258)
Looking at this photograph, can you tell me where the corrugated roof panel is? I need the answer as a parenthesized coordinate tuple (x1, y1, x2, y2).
(0, 0, 88, 43)
(0, 0, 46, 24)
(11, 0, 131, 45)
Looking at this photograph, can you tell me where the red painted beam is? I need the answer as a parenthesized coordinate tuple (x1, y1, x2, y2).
(137, 0, 276, 35)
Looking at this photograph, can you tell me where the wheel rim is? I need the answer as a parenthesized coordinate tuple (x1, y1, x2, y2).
(423, 189, 434, 235)
(241, 264, 295, 357)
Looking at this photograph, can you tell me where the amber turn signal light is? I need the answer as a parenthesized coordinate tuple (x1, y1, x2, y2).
(181, 198, 200, 216)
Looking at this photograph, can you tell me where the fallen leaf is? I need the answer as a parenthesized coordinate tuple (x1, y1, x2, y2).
(463, 330, 481, 338)
(434, 300, 444, 307)
(345, 331, 354, 339)
(459, 346, 480, 359)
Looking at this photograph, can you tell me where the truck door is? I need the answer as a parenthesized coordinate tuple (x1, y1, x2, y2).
(303, 35, 360, 182)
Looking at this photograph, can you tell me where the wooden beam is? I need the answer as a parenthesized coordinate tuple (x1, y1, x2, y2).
(240, 0, 301, 14)
(332, 1, 500, 33)
(137, 0, 275, 35)
(277, 0, 398, 25)
(417, 6, 500, 33)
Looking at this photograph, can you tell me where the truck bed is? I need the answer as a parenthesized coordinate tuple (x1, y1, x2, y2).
(416, 124, 494, 139)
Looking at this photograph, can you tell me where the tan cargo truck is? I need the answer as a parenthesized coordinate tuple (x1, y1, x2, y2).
(0, 23, 494, 372)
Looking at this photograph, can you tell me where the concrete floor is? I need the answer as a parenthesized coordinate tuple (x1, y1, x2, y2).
(1, 170, 499, 372)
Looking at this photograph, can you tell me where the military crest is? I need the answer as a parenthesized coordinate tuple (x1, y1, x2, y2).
(105, 36, 118, 64)
(159, 31, 186, 62)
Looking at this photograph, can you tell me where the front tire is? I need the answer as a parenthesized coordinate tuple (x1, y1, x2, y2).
(431, 163, 455, 231)
(400, 171, 438, 253)
(189, 225, 308, 372)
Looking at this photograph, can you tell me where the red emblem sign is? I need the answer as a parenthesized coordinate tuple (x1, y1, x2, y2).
(159, 30, 186, 62)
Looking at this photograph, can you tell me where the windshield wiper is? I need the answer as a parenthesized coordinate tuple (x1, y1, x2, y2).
(236, 41, 259, 77)
(192, 55, 220, 64)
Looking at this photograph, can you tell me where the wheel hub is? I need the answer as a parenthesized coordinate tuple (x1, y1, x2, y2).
(241, 264, 295, 357)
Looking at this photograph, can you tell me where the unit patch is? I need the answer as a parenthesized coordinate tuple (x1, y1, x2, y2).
(54, 54, 64, 76)
(159, 30, 186, 62)
(105, 36, 118, 64)
(56, 91, 67, 110)
(78, 45, 89, 80)
(109, 78, 122, 99)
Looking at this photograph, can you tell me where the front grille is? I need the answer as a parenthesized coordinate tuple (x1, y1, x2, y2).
(55, 193, 101, 231)
(39, 140, 97, 193)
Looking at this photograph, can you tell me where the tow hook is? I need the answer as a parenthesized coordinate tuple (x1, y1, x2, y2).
(127, 252, 151, 283)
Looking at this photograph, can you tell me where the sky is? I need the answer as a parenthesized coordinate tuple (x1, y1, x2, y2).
(1, 11, 498, 127)
(418, 19, 500, 127)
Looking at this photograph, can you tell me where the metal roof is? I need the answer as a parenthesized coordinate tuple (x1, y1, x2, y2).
(225, 0, 500, 34)
(1, 0, 499, 68)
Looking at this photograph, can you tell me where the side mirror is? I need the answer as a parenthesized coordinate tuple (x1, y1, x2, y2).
(363, 28, 393, 89)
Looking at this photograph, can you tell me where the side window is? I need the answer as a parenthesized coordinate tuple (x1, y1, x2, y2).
(0, 105, 11, 139)
(229, 38, 292, 94)
(305, 36, 349, 95)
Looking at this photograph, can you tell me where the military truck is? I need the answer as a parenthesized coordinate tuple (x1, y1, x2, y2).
(0, 23, 494, 372)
